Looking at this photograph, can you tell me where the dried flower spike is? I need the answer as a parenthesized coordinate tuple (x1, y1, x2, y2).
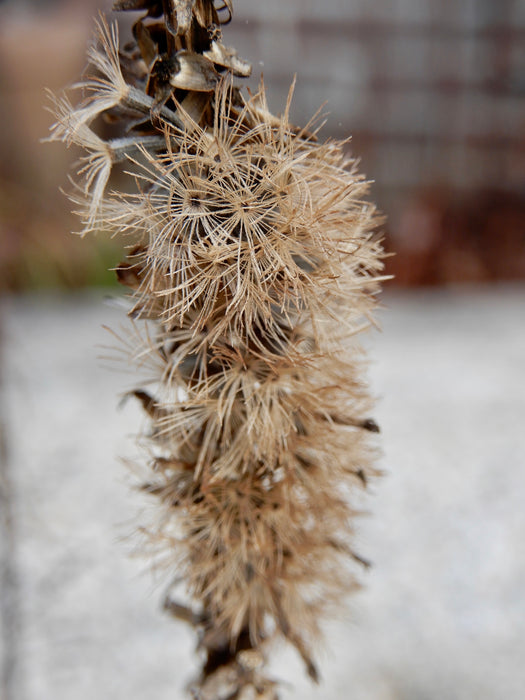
(49, 1, 385, 697)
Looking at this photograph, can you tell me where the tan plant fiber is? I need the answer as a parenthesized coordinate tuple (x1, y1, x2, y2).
(49, 2, 385, 697)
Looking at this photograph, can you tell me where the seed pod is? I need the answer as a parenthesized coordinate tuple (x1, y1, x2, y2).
(168, 50, 219, 91)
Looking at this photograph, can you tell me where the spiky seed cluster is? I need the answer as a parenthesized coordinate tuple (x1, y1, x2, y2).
(50, 2, 384, 697)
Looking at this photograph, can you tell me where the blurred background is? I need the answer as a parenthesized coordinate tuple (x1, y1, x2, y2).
(1, 2, 525, 700)
(0, 0, 525, 288)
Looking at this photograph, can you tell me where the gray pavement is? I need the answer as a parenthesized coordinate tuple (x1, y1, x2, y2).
(1, 287, 524, 699)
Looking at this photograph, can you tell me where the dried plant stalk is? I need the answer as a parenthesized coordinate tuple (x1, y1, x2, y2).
(49, 1, 385, 697)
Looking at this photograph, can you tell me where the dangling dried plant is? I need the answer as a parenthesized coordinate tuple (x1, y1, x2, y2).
(49, 1, 385, 697)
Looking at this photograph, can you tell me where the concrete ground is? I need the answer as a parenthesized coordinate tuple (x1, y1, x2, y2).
(1, 287, 524, 700)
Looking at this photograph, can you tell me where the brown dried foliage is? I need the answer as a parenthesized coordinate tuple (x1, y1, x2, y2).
(49, 1, 385, 697)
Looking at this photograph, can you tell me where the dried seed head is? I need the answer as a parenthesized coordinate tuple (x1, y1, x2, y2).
(50, 1, 385, 696)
